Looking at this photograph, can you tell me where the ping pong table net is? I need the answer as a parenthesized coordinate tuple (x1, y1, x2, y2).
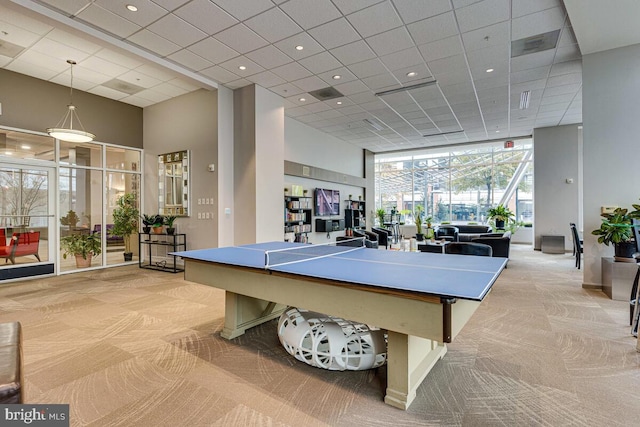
(264, 238, 365, 269)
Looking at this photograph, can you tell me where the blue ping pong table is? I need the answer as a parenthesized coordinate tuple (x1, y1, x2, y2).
(174, 241, 507, 410)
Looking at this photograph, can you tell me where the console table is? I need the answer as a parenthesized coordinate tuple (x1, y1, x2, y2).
(139, 233, 186, 273)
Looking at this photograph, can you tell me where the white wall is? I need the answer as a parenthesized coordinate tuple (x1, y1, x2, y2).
(582, 43, 640, 286)
(285, 117, 363, 175)
(533, 124, 581, 251)
(143, 89, 218, 251)
(284, 117, 365, 243)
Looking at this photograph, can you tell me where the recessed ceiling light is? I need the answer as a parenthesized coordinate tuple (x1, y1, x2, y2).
(238, 65, 246, 70)
(299, 97, 306, 102)
(20, 144, 30, 150)
(295, 45, 304, 51)
(406, 71, 417, 77)
(126, 4, 138, 12)
(486, 68, 494, 73)
(4, 151, 12, 156)
(336, 101, 342, 105)
(332, 75, 341, 80)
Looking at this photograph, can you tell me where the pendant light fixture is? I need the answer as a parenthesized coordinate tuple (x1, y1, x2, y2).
(47, 60, 95, 143)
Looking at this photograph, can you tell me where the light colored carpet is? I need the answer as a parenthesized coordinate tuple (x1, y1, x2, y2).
(0, 245, 638, 426)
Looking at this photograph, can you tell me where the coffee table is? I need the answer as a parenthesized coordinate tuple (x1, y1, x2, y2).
(418, 240, 450, 253)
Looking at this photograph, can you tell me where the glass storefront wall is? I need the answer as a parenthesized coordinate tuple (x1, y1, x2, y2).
(1, 127, 143, 276)
(375, 139, 533, 227)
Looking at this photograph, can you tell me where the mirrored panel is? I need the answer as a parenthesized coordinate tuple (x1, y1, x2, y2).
(158, 150, 189, 216)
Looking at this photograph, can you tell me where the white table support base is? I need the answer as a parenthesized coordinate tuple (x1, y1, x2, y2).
(221, 292, 287, 339)
(384, 332, 447, 410)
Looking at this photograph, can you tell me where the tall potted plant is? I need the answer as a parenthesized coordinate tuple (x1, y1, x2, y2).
(376, 208, 386, 227)
(61, 232, 101, 268)
(414, 205, 424, 241)
(111, 193, 139, 261)
(487, 205, 514, 230)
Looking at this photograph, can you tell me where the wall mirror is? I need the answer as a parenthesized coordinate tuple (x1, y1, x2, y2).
(158, 150, 189, 216)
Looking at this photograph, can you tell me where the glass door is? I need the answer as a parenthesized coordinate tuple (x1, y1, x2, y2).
(0, 162, 56, 280)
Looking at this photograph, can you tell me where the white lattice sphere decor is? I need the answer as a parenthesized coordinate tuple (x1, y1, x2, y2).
(277, 307, 387, 371)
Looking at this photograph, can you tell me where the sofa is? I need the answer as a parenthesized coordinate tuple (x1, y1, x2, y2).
(93, 224, 124, 246)
(337, 229, 379, 249)
(455, 224, 493, 241)
(472, 231, 512, 261)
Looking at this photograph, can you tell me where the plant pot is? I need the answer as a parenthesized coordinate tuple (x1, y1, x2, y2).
(153, 226, 164, 234)
(614, 241, 636, 262)
(75, 254, 92, 268)
(166, 227, 175, 235)
(142, 226, 150, 234)
(495, 219, 505, 229)
(415, 233, 424, 241)
(123, 252, 133, 262)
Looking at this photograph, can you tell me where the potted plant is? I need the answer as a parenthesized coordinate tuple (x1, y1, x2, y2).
(140, 214, 156, 233)
(414, 205, 424, 241)
(424, 216, 434, 239)
(110, 193, 139, 261)
(164, 215, 177, 235)
(151, 214, 164, 234)
(487, 205, 514, 230)
(376, 208, 386, 227)
(591, 207, 638, 261)
(61, 232, 101, 268)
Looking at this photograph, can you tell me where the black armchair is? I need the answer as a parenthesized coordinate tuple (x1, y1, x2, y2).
(371, 227, 390, 249)
(445, 242, 492, 257)
(435, 225, 459, 242)
(472, 231, 511, 259)
(354, 229, 379, 249)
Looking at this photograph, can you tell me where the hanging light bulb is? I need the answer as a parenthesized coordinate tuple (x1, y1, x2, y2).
(47, 60, 95, 143)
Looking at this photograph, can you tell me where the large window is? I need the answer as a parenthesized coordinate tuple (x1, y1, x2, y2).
(375, 139, 533, 225)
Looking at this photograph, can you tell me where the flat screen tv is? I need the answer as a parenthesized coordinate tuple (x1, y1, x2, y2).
(315, 188, 340, 216)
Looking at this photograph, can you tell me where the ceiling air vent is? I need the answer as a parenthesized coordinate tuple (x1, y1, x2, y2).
(102, 78, 145, 95)
(511, 29, 560, 57)
(309, 86, 343, 101)
(0, 39, 25, 58)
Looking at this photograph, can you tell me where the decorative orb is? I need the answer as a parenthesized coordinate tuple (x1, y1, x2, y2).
(277, 307, 387, 371)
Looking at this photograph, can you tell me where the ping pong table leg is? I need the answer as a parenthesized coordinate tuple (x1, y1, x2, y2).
(221, 291, 287, 340)
(384, 331, 447, 410)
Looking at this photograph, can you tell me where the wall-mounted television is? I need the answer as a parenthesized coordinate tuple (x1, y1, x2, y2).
(315, 188, 340, 216)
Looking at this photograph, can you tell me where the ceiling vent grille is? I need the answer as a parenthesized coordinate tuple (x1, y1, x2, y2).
(102, 78, 145, 95)
(511, 29, 560, 57)
(0, 39, 25, 58)
(309, 86, 343, 101)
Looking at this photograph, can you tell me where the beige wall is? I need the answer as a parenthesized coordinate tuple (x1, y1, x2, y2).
(143, 89, 218, 251)
(0, 68, 142, 147)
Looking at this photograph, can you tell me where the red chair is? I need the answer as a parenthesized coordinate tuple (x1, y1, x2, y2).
(0, 232, 41, 264)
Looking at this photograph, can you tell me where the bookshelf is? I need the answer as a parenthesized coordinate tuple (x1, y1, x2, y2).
(344, 199, 366, 230)
(284, 196, 312, 243)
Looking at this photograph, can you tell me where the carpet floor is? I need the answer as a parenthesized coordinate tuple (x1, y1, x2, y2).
(0, 245, 638, 426)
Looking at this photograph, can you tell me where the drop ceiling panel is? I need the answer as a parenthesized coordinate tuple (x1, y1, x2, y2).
(245, 45, 293, 69)
(271, 61, 313, 81)
(511, 7, 566, 40)
(200, 65, 240, 83)
(147, 14, 207, 47)
(219, 56, 265, 77)
(332, 0, 386, 16)
(392, 0, 451, 25)
(127, 30, 180, 56)
(298, 51, 342, 74)
(366, 27, 415, 57)
(188, 37, 239, 64)
(417, 36, 463, 63)
(76, 5, 141, 39)
(406, 12, 458, 44)
(346, 1, 403, 38)
(280, 0, 342, 30)
(167, 49, 214, 71)
(214, 0, 276, 21)
(273, 32, 325, 59)
(174, 0, 238, 34)
(308, 18, 361, 50)
(380, 47, 423, 71)
(330, 40, 377, 65)
(213, 24, 269, 54)
(95, 0, 166, 27)
(455, 0, 510, 33)
(244, 7, 302, 43)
